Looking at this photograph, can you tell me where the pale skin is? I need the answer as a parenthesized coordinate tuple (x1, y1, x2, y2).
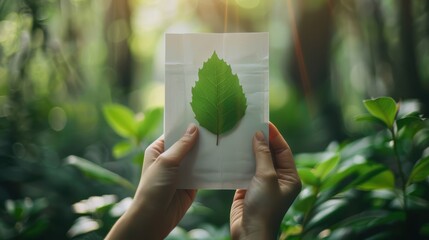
(106, 123, 301, 240)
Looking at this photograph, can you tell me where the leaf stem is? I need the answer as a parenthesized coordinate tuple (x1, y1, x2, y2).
(389, 127, 407, 211)
(302, 186, 319, 234)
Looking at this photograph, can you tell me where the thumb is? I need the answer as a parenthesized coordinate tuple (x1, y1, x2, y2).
(253, 131, 277, 180)
(157, 123, 198, 167)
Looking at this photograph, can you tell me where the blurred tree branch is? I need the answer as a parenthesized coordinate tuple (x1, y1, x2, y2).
(106, 0, 133, 94)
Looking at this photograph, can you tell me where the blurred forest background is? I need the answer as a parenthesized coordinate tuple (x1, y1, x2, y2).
(1, 0, 429, 239)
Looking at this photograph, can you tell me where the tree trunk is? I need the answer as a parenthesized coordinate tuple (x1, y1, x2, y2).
(106, 0, 133, 93)
(398, 0, 429, 113)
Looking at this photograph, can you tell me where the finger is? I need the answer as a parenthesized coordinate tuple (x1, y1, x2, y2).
(142, 135, 165, 173)
(233, 189, 246, 201)
(269, 123, 297, 172)
(253, 131, 277, 181)
(269, 121, 280, 142)
(230, 189, 246, 231)
(269, 123, 301, 193)
(157, 123, 198, 167)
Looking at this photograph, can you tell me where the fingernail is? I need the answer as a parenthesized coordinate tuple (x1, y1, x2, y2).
(255, 131, 265, 141)
(186, 123, 197, 134)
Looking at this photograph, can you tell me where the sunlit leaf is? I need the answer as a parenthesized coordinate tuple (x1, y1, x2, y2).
(363, 97, 398, 128)
(408, 156, 429, 184)
(357, 169, 395, 190)
(190, 51, 247, 146)
(279, 225, 302, 240)
(113, 141, 133, 159)
(314, 153, 340, 179)
(295, 152, 337, 168)
(103, 104, 137, 138)
(294, 188, 317, 213)
(65, 155, 135, 190)
(297, 168, 319, 186)
(136, 107, 163, 142)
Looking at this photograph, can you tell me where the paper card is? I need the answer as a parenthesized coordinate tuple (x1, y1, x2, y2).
(165, 33, 269, 189)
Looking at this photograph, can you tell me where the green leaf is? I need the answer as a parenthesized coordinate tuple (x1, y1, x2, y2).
(355, 114, 385, 125)
(321, 162, 385, 192)
(190, 51, 247, 145)
(408, 156, 429, 184)
(397, 113, 423, 129)
(297, 168, 319, 186)
(314, 153, 340, 180)
(307, 199, 348, 230)
(294, 188, 317, 213)
(113, 141, 133, 159)
(136, 107, 163, 142)
(357, 169, 395, 190)
(65, 155, 135, 191)
(294, 152, 335, 168)
(363, 97, 398, 128)
(103, 104, 137, 138)
(332, 210, 404, 231)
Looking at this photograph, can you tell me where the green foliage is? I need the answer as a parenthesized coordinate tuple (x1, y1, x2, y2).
(408, 156, 429, 184)
(313, 153, 340, 180)
(103, 104, 137, 139)
(65, 155, 135, 191)
(357, 169, 395, 190)
(190, 51, 247, 145)
(136, 108, 163, 143)
(103, 104, 163, 163)
(0, 198, 49, 239)
(63, 105, 164, 237)
(103, 104, 162, 144)
(283, 97, 429, 239)
(1, 0, 429, 238)
(363, 97, 398, 128)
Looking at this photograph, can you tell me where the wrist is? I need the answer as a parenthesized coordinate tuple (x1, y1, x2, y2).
(107, 197, 162, 240)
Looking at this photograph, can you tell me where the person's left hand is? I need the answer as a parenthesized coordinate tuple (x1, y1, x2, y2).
(106, 123, 199, 240)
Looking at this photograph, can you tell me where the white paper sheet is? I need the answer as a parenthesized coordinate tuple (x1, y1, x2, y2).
(165, 33, 269, 189)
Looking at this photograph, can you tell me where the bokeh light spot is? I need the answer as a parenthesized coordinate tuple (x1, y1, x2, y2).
(49, 107, 67, 131)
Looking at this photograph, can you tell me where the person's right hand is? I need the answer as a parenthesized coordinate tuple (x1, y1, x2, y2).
(230, 123, 302, 240)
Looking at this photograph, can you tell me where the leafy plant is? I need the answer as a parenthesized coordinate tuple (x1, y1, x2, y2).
(190, 51, 247, 145)
(65, 156, 135, 191)
(282, 97, 429, 239)
(0, 198, 49, 239)
(103, 104, 163, 164)
(65, 104, 162, 237)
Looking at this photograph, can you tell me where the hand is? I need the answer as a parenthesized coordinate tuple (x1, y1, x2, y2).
(106, 124, 199, 240)
(230, 123, 302, 240)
